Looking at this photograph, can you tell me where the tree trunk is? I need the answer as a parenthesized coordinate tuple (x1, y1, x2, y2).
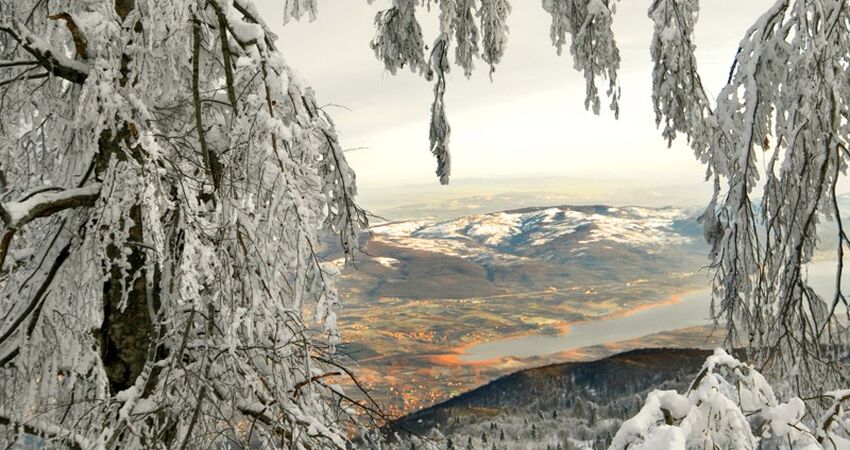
(95, 129, 156, 395)
(89, 0, 161, 397)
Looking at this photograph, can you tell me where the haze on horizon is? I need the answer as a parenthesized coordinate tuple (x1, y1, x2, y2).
(256, 0, 776, 208)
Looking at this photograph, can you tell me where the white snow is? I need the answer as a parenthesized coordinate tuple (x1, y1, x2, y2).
(372, 206, 693, 261)
(2, 184, 101, 227)
(612, 349, 850, 450)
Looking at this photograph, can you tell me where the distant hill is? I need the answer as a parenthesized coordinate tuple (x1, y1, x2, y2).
(390, 348, 710, 437)
(344, 205, 708, 299)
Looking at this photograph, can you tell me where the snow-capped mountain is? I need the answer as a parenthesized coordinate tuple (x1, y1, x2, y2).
(334, 203, 712, 315)
(375, 205, 700, 256)
(352, 205, 708, 296)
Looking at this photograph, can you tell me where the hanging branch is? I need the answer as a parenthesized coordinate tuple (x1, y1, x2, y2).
(191, 16, 220, 192)
(428, 38, 451, 185)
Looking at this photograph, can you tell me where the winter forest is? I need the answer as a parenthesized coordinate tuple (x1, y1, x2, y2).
(0, 0, 849, 449)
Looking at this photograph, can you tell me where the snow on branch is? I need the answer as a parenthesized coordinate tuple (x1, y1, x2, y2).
(542, 0, 621, 116)
(646, 0, 850, 387)
(611, 349, 850, 450)
(648, 0, 713, 151)
(370, 0, 428, 76)
(0, 184, 101, 230)
(0, 408, 91, 450)
(0, 1, 365, 448)
(428, 38, 451, 185)
(284, 0, 318, 23)
(479, 0, 511, 77)
(0, 17, 90, 84)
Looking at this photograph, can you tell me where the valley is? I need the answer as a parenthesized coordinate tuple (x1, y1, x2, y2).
(329, 205, 718, 416)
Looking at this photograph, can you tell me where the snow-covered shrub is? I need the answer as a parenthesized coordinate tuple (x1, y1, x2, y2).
(610, 349, 850, 450)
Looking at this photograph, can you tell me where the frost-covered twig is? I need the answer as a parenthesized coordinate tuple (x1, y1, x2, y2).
(816, 390, 850, 444)
(0, 185, 99, 272)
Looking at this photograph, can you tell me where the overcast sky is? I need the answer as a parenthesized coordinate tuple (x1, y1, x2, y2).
(255, 0, 774, 198)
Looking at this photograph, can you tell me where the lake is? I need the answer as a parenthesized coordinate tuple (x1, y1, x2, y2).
(460, 260, 845, 362)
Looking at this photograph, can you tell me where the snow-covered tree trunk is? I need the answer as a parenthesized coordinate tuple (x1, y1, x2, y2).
(0, 1, 367, 448)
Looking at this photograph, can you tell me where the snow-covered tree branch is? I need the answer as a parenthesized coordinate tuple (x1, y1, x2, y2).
(289, 0, 621, 184)
(0, 17, 90, 84)
(611, 349, 850, 449)
(0, 0, 368, 448)
(649, 0, 850, 391)
(0, 184, 101, 230)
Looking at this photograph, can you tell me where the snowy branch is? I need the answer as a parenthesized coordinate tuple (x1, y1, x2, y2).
(0, 240, 71, 366)
(612, 349, 850, 449)
(0, 1, 363, 447)
(429, 38, 451, 185)
(0, 18, 90, 84)
(0, 184, 101, 230)
(817, 390, 850, 444)
(0, 409, 90, 450)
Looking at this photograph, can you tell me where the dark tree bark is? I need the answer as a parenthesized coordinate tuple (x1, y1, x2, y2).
(95, 129, 157, 395)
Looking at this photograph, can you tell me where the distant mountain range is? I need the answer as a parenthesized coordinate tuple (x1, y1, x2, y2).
(346, 205, 708, 299)
(377, 205, 701, 252)
(344, 206, 706, 292)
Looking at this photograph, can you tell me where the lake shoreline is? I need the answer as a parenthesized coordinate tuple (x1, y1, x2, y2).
(449, 287, 713, 364)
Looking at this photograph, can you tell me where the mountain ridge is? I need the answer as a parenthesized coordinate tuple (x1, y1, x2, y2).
(388, 347, 711, 437)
